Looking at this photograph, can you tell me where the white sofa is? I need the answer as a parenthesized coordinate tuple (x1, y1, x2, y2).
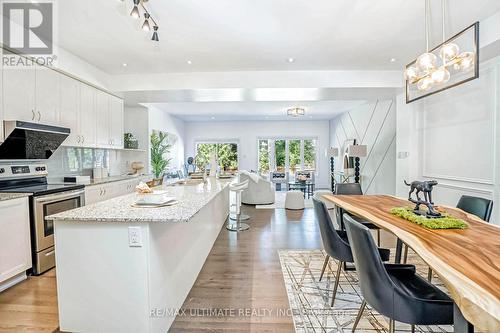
(240, 172, 275, 205)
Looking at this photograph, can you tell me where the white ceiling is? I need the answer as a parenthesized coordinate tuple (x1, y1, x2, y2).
(144, 100, 368, 121)
(57, 0, 500, 75)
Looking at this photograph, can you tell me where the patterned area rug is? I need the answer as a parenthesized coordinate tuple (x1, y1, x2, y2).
(279, 249, 455, 333)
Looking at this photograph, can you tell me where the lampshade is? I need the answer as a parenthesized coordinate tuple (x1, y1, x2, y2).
(347, 144, 367, 157)
(328, 147, 339, 157)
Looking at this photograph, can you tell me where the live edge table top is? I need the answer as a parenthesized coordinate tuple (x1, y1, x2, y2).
(323, 194, 500, 332)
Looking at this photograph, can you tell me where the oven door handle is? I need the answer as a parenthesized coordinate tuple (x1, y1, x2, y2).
(34, 189, 86, 204)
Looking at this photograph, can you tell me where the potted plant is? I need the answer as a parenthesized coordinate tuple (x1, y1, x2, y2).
(150, 130, 172, 186)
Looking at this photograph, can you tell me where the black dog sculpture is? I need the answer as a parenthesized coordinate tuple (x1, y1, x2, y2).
(404, 180, 441, 218)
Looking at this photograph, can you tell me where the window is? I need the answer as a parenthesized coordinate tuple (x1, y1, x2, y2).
(195, 142, 238, 171)
(303, 139, 316, 172)
(275, 139, 286, 172)
(258, 139, 270, 175)
(288, 139, 301, 180)
(257, 138, 318, 180)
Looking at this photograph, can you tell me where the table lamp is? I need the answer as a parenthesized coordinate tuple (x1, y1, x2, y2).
(347, 144, 367, 183)
(328, 147, 339, 192)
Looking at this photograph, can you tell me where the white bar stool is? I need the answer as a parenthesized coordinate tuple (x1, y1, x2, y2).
(226, 180, 250, 232)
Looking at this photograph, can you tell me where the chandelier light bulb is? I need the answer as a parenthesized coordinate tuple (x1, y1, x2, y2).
(417, 76, 434, 91)
(440, 43, 459, 62)
(458, 52, 475, 71)
(431, 67, 451, 84)
(416, 52, 437, 72)
(404, 66, 419, 81)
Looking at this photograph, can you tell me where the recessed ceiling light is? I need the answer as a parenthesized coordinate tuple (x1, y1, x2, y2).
(187, 60, 192, 65)
(287, 58, 295, 63)
(210, 116, 216, 120)
(122, 63, 128, 67)
(390, 58, 396, 63)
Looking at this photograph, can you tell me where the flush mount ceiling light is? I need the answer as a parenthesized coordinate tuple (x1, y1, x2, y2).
(287, 107, 305, 117)
(129, 0, 160, 42)
(404, 0, 479, 103)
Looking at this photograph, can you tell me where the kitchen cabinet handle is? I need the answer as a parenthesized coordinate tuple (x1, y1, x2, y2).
(82, 136, 85, 144)
(31, 110, 35, 121)
(77, 135, 81, 144)
(37, 111, 41, 122)
(45, 250, 55, 257)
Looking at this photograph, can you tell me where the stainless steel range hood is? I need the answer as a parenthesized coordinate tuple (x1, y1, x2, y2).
(0, 121, 70, 160)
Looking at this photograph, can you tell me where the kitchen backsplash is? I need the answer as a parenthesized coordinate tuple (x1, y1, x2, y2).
(0, 146, 148, 179)
(46, 147, 136, 178)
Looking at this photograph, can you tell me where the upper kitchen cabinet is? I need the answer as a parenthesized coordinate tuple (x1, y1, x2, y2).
(95, 90, 111, 148)
(3, 65, 36, 122)
(109, 96, 124, 149)
(35, 65, 59, 124)
(79, 83, 97, 147)
(59, 74, 80, 147)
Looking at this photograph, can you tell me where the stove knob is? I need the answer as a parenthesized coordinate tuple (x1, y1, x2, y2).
(35, 167, 40, 171)
(41, 167, 46, 171)
(0, 168, 4, 174)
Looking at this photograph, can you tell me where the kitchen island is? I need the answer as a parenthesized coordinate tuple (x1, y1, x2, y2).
(48, 177, 232, 333)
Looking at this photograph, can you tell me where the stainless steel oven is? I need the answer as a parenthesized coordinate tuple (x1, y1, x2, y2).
(33, 189, 85, 274)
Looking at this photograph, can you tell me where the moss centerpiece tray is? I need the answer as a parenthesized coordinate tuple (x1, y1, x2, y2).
(390, 207, 468, 229)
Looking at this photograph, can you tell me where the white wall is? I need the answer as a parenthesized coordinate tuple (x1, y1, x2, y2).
(396, 56, 500, 225)
(329, 100, 396, 195)
(147, 107, 186, 172)
(184, 120, 331, 188)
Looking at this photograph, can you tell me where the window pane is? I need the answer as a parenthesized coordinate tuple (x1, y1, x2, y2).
(304, 139, 316, 171)
(275, 139, 286, 172)
(196, 143, 216, 170)
(288, 139, 301, 180)
(196, 142, 238, 172)
(217, 143, 238, 171)
(258, 139, 270, 175)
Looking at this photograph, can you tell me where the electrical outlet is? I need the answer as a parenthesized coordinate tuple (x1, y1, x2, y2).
(128, 226, 143, 247)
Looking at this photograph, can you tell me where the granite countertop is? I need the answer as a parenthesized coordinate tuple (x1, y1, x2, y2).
(0, 192, 30, 202)
(48, 178, 232, 223)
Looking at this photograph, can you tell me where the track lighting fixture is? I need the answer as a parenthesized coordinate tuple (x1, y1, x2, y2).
(152, 26, 159, 41)
(142, 13, 151, 31)
(129, 0, 160, 42)
(130, 0, 140, 19)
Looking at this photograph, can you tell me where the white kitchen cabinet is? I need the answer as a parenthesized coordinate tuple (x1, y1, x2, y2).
(3, 65, 36, 122)
(79, 83, 97, 147)
(59, 74, 80, 146)
(35, 65, 59, 124)
(0, 197, 32, 290)
(95, 91, 111, 148)
(109, 96, 124, 149)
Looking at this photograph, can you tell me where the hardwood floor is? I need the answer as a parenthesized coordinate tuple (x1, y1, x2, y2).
(0, 269, 60, 333)
(0, 206, 322, 333)
(170, 206, 322, 332)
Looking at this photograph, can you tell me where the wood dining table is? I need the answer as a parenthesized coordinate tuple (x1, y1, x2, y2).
(323, 194, 500, 333)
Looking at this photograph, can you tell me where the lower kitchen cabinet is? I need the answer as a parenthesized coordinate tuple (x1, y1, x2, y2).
(0, 197, 32, 291)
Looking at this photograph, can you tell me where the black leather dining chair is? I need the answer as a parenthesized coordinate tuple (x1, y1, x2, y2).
(424, 195, 493, 282)
(344, 214, 454, 333)
(404, 195, 494, 281)
(335, 183, 382, 246)
(313, 198, 390, 308)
